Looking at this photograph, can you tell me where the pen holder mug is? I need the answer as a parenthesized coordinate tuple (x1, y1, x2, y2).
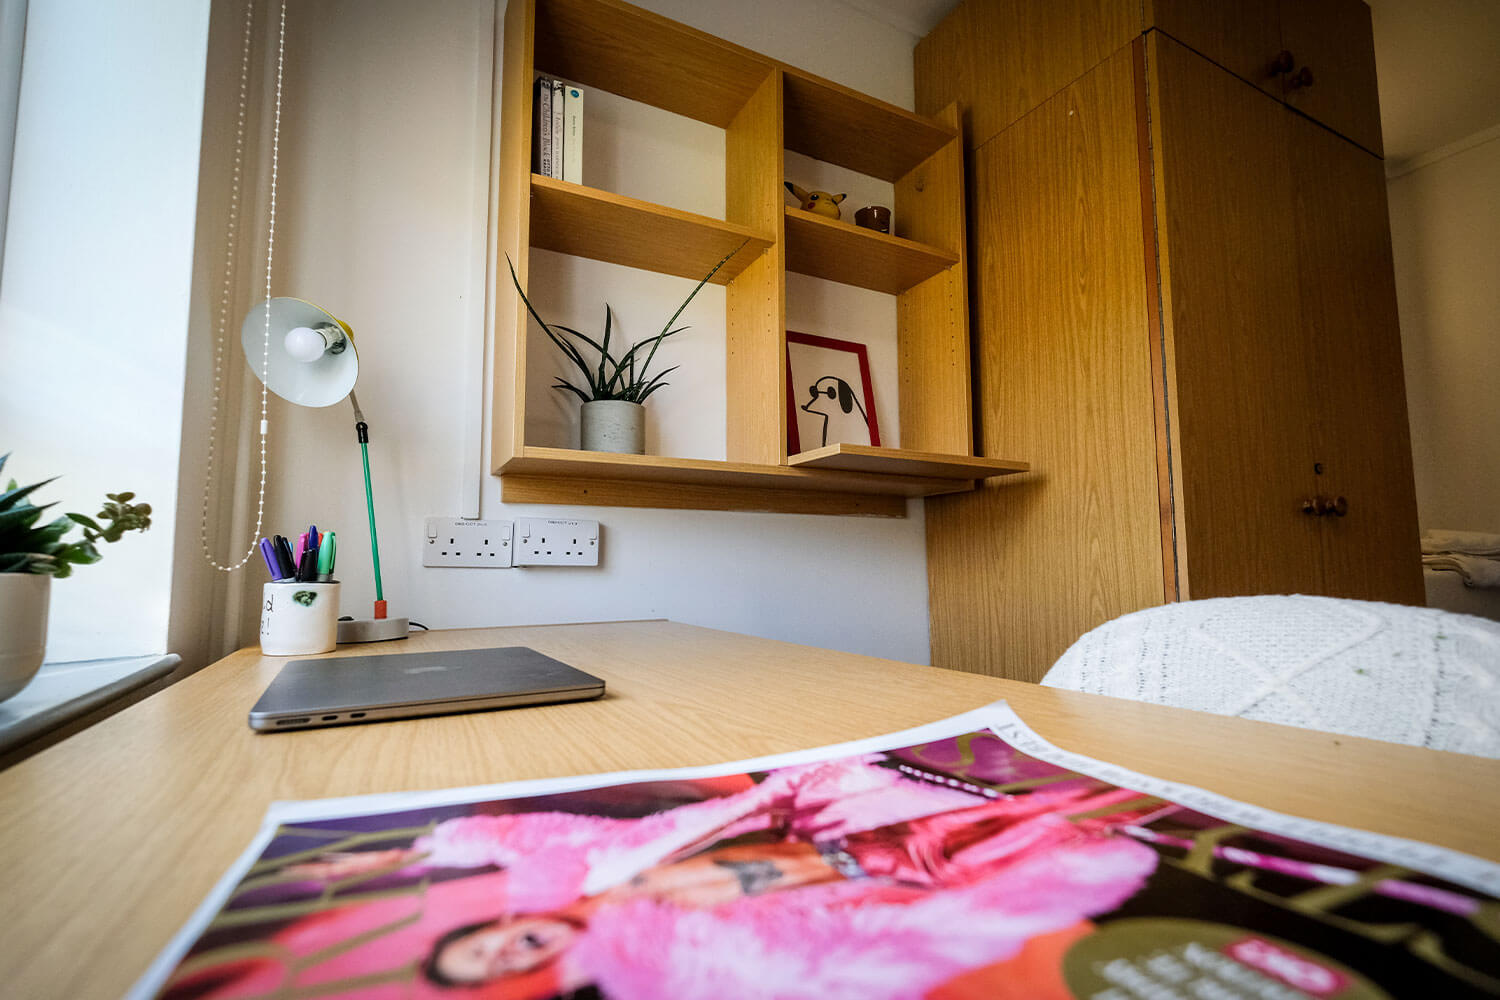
(260, 582, 339, 656)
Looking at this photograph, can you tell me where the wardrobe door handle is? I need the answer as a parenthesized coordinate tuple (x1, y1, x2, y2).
(1303, 496, 1349, 517)
(1288, 66, 1315, 90)
(1269, 50, 1295, 77)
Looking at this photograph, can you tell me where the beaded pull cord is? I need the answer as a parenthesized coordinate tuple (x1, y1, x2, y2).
(199, 0, 287, 572)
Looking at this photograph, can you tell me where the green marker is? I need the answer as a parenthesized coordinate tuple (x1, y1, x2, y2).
(317, 531, 336, 581)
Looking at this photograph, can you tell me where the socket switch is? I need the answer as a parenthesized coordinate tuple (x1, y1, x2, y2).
(423, 517, 513, 568)
(514, 517, 600, 567)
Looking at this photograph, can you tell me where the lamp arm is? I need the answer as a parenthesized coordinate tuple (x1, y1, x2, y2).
(349, 391, 386, 613)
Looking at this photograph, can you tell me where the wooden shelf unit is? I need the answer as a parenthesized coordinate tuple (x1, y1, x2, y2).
(494, 0, 1024, 515)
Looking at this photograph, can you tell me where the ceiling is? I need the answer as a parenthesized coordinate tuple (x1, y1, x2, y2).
(1367, 0, 1500, 165)
(837, 0, 956, 39)
(842, 0, 1500, 167)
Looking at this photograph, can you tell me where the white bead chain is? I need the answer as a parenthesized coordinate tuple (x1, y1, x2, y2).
(200, 0, 287, 571)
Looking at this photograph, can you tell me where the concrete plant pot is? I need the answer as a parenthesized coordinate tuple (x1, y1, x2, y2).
(581, 399, 645, 454)
(0, 572, 50, 702)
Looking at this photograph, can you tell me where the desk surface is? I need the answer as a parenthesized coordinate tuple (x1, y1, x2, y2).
(2, 620, 1496, 998)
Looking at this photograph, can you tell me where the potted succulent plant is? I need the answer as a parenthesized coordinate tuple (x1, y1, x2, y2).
(0, 453, 152, 702)
(506, 243, 742, 454)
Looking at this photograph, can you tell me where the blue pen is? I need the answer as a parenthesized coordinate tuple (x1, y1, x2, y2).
(308, 524, 319, 549)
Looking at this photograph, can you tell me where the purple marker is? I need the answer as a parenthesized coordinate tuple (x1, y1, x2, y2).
(259, 538, 285, 581)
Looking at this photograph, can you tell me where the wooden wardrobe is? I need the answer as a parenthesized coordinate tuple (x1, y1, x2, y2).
(917, 0, 1423, 681)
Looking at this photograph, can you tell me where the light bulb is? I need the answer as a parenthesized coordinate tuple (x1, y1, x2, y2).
(284, 325, 327, 363)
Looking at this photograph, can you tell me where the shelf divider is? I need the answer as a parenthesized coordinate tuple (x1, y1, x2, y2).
(783, 207, 958, 295)
(529, 176, 771, 283)
(787, 444, 1029, 480)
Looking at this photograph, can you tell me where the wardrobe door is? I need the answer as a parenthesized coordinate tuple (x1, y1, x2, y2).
(1290, 116, 1423, 603)
(1147, 35, 1323, 598)
(915, 0, 1139, 151)
(926, 46, 1162, 681)
(1278, 0, 1384, 156)
(1147, 0, 1284, 98)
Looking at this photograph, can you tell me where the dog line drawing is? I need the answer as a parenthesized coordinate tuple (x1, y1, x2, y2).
(801, 375, 871, 447)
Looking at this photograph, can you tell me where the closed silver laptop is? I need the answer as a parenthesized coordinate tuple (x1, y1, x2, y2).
(248, 646, 606, 731)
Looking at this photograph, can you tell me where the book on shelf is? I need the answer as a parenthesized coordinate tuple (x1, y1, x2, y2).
(533, 75, 553, 177)
(563, 83, 584, 185)
(534, 75, 584, 183)
(550, 77, 565, 180)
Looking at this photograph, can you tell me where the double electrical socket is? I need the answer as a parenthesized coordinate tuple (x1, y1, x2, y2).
(423, 518, 513, 567)
(514, 517, 600, 566)
(422, 517, 601, 568)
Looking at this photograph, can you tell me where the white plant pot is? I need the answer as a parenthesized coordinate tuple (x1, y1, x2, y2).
(580, 399, 645, 454)
(0, 572, 51, 703)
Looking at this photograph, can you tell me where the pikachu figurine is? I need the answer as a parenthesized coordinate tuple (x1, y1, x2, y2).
(785, 181, 846, 221)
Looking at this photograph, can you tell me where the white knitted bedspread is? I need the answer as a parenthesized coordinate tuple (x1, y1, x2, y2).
(1042, 595, 1500, 759)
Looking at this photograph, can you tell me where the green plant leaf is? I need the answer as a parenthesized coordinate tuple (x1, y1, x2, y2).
(634, 241, 744, 385)
(0, 503, 48, 533)
(634, 365, 680, 402)
(609, 326, 688, 393)
(32, 516, 74, 547)
(0, 477, 57, 513)
(547, 322, 612, 389)
(542, 327, 599, 394)
(506, 254, 600, 395)
(59, 538, 101, 566)
(23, 552, 60, 575)
(550, 323, 611, 360)
(597, 304, 613, 392)
(66, 512, 102, 532)
(552, 379, 593, 403)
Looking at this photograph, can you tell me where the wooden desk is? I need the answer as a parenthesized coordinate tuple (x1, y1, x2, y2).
(1, 620, 1495, 998)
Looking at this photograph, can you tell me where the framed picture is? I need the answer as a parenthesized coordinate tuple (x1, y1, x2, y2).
(785, 331, 881, 454)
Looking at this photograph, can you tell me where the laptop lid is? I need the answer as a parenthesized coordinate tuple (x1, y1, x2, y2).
(248, 646, 606, 732)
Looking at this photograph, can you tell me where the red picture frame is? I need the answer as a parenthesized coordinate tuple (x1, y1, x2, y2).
(784, 331, 881, 454)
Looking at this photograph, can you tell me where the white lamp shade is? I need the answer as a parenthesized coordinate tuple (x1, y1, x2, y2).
(241, 298, 359, 407)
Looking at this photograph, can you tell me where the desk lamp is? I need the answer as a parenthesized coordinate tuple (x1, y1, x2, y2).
(240, 298, 409, 643)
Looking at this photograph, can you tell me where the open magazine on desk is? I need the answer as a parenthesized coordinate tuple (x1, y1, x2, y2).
(133, 703, 1500, 999)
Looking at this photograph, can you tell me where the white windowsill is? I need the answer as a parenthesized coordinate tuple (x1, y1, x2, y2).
(0, 653, 179, 755)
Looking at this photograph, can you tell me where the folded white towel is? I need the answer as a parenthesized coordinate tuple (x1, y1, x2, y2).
(1423, 552, 1500, 588)
(1422, 529, 1500, 557)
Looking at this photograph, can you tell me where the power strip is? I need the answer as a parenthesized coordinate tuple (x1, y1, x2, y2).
(514, 517, 600, 566)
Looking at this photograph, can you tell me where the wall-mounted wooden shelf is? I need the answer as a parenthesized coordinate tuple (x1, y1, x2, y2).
(783, 208, 958, 294)
(787, 444, 1030, 480)
(493, 0, 1027, 516)
(529, 176, 770, 283)
(499, 446, 972, 516)
(783, 70, 953, 181)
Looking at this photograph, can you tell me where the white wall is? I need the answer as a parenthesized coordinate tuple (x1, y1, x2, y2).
(1388, 132, 1500, 535)
(0, 2, 209, 662)
(219, 0, 934, 664)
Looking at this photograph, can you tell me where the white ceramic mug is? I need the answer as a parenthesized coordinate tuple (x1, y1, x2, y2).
(260, 582, 339, 656)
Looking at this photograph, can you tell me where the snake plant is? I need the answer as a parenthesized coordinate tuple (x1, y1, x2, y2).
(506, 242, 744, 404)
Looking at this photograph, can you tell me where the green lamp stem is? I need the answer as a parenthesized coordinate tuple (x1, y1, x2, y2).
(350, 392, 385, 603)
